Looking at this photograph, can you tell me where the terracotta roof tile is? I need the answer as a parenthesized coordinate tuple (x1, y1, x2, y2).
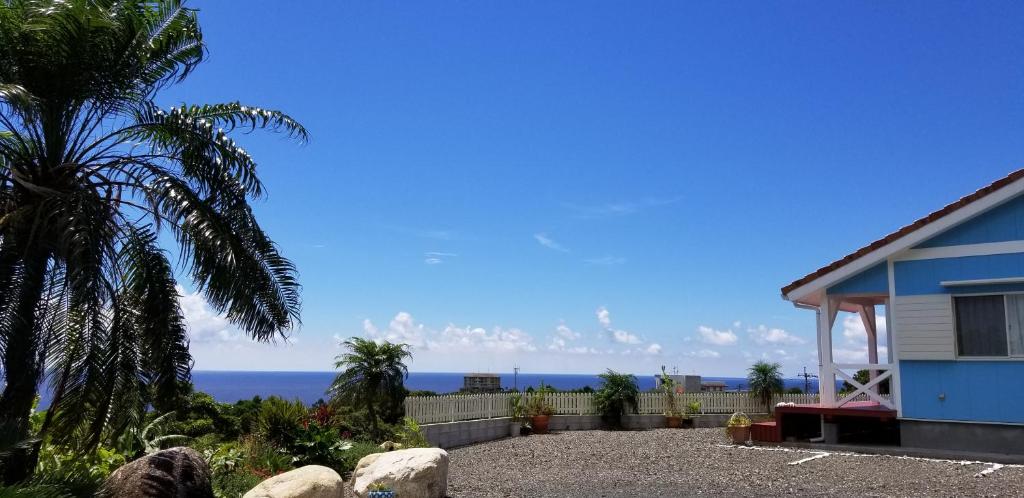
(781, 168, 1024, 297)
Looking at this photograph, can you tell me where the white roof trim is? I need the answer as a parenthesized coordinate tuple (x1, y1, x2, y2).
(940, 277, 1024, 287)
(785, 175, 1024, 304)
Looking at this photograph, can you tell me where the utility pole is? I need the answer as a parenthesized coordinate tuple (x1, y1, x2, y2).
(798, 366, 818, 394)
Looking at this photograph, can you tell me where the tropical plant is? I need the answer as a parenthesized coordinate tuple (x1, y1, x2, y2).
(726, 412, 751, 428)
(508, 392, 527, 424)
(747, 361, 784, 412)
(659, 366, 681, 417)
(524, 383, 554, 417)
(393, 417, 430, 448)
(593, 370, 639, 429)
(328, 338, 412, 438)
(289, 421, 352, 468)
(685, 401, 702, 417)
(115, 411, 188, 458)
(255, 397, 306, 448)
(0, 0, 305, 480)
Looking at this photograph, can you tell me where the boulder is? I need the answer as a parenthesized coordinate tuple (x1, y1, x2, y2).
(242, 465, 344, 498)
(99, 447, 213, 498)
(351, 448, 448, 498)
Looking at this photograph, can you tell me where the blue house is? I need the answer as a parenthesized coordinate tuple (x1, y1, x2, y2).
(783, 169, 1024, 454)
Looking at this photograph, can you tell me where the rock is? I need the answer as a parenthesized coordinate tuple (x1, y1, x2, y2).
(242, 465, 344, 498)
(378, 441, 404, 451)
(352, 448, 448, 498)
(99, 447, 212, 498)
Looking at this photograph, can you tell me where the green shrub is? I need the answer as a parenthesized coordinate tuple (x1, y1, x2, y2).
(31, 444, 125, 497)
(394, 417, 430, 448)
(289, 421, 351, 468)
(212, 470, 264, 498)
(335, 441, 381, 479)
(255, 397, 306, 447)
(594, 370, 640, 429)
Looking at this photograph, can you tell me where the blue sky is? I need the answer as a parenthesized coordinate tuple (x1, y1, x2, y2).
(165, 1, 1024, 377)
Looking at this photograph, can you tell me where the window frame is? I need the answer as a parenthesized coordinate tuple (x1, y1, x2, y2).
(952, 291, 1024, 360)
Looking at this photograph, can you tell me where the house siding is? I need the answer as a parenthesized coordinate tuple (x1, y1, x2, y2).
(827, 262, 889, 295)
(893, 253, 1024, 296)
(900, 360, 1024, 424)
(916, 195, 1024, 248)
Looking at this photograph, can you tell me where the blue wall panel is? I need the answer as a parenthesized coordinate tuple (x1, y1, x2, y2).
(894, 253, 1024, 295)
(917, 195, 1024, 248)
(827, 262, 889, 295)
(900, 360, 1024, 423)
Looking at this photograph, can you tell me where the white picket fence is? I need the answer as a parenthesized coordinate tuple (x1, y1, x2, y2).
(404, 391, 880, 424)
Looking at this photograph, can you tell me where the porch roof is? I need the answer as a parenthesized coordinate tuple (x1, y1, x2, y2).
(782, 168, 1024, 304)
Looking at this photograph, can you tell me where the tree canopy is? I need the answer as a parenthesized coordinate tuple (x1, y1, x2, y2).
(0, 0, 304, 480)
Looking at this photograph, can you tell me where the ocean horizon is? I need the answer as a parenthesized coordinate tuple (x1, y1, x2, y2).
(37, 370, 836, 408)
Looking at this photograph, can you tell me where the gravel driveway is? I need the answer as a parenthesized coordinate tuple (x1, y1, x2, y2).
(446, 429, 1024, 497)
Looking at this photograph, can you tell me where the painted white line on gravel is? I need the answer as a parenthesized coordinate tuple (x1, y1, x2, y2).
(717, 444, 1024, 470)
(788, 453, 829, 465)
(975, 464, 1003, 478)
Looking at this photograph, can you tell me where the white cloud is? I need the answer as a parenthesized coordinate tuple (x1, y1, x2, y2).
(534, 233, 569, 252)
(748, 325, 806, 345)
(423, 251, 456, 265)
(177, 286, 242, 343)
(584, 256, 626, 266)
(563, 197, 681, 219)
(697, 326, 738, 346)
(431, 324, 537, 353)
(831, 313, 889, 363)
(555, 323, 580, 340)
(363, 311, 427, 347)
(596, 306, 642, 344)
(645, 343, 663, 355)
(611, 329, 642, 345)
(596, 306, 612, 328)
(684, 349, 721, 358)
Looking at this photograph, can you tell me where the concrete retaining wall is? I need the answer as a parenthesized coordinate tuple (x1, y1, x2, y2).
(901, 419, 1024, 455)
(421, 413, 754, 448)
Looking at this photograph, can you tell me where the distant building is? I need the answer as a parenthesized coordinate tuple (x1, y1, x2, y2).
(701, 381, 727, 392)
(462, 373, 501, 393)
(654, 374, 701, 393)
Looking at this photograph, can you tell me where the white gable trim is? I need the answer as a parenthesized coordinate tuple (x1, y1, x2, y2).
(895, 240, 1024, 261)
(785, 176, 1024, 304)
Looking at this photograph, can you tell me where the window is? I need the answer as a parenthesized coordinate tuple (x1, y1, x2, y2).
(954, 294, 1024, 357)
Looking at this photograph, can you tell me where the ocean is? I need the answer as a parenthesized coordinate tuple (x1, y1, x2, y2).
(32, 371, 838, 408)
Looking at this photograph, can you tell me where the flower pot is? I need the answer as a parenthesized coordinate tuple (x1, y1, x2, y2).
(368, 492, 395, 498)
(509, 422, 521, 437)
(531, 415, 550, 434)
(682, 418, 694, 429)
(728, 425, 751, 444)
(666, 416, 682, 428)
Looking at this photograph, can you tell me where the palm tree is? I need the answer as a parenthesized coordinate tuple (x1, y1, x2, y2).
(328, 338, 412, 437)
(593, 369, 639, 429)
(0, 0, 303, 477)
(747, 360, 784, 412)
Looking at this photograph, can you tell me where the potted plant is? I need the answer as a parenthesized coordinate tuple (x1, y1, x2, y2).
(525, 383, 555, 434)
(682, 401, 701, 429)
(368, 482, 395, 498)
(659, 366, 683, 428)
(508, 392, 526, 437)
(726, 412, 752, 444)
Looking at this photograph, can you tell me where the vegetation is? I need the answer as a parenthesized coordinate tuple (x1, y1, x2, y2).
(659, 366, 682, 417)
(328, 337, 413, 440)
(684, 401, 702, 418)
(593, 370, 640, 429)
(524, 383, 555, 417)
(0, 0, 305, 483)
(509, 392, 527, 425)
(747, 361, 784, 412)
(726, 412, 751, 428)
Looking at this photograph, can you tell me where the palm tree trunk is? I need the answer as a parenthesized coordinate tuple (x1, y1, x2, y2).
(0, 250, 49, 484)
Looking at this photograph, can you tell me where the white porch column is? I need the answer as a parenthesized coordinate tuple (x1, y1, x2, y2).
(817, 297, 839, 407)
(858, 304, 879, 392)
